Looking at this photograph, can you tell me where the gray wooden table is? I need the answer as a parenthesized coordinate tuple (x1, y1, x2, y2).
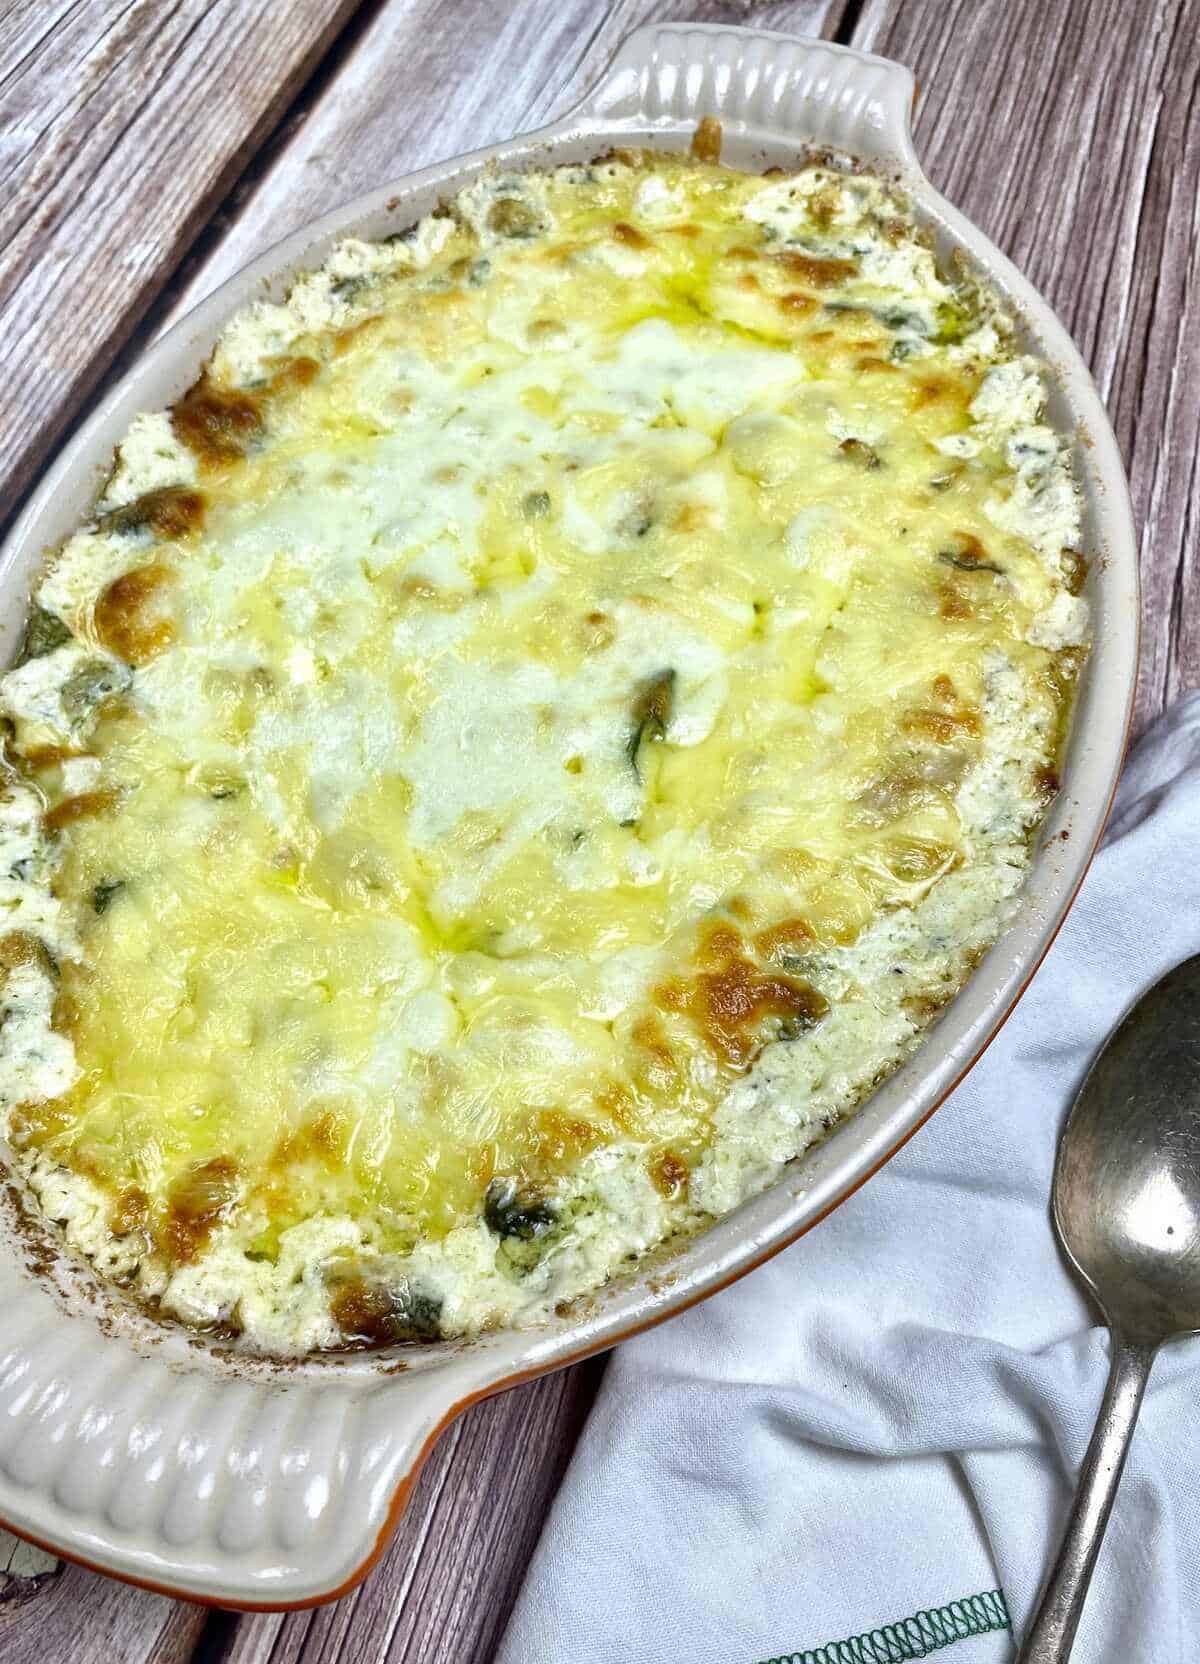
(0, 1, 1196, 1659)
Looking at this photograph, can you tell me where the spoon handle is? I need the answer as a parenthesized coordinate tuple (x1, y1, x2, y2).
(1017, 1334, 1156, 1663)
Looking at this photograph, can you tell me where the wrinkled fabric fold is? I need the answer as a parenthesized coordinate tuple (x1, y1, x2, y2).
(497, 693, 1200, 1664)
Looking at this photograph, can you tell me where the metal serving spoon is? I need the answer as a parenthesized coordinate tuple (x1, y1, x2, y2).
(1018, 954, 1200, 1662)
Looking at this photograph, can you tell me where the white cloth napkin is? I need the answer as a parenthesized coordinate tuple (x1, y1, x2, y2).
(497, 693, 1200, 1664)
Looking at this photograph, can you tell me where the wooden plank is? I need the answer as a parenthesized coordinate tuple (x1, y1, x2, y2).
(855, 0, 1200, 727)
(0, 0, 365, 510)
(0, 1550, 206, 1664)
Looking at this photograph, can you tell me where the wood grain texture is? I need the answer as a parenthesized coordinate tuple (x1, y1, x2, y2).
(0, 0, 364, 509)
(856, 0, 1200, 727)
(0, 1554, 205, 1664)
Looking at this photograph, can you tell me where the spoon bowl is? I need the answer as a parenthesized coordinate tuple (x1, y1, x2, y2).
(1019, 953, 1200, 1662)
(1054, 952, 1200, 1343)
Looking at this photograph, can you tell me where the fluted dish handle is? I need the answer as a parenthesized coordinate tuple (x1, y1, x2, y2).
(570, 23, 919, 172)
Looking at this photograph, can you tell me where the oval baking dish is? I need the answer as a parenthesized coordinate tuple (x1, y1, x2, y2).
(0, 23, 1137, 1608)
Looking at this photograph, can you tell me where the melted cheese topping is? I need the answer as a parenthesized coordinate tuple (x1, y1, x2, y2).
(0, 150, 1085, 1352)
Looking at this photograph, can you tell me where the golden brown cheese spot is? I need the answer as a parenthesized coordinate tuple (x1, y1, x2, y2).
(690, 116, 723, 165)
(267, 1110, 345, 1176)
(910, 373, 976, 412)
(649, 1148, 689, 1199)
(163, 1156, 239, 1263)
(7, 1088, 75, 1149)
(612, 220, 651, 249)
(20, 745, 82, 770)
(938, 580, 973, 620)
(110, 1185, 150, 1238)
(329, 1275, 441, 1348)
(580, 609, 615, 653)
(330, 1279, 396, 1346)
(775, 250, 858, 287)
(0, 930, 57, 977)
(528, 318, 567, 348)
(594, 1081, 637, 1133)
(776, 291, 818, 319)
(172, 376, 263, 467)
(808, 186, 842, 229)
(901, 678, 982, 744)
(330, 315, 385, 357)
(269, 354, 321, 395)
(698, 923, 741, 966)
(51, 983, 81, 1034)
(100, 486, 206, 540)
(903, 707, 981, 744)
(657, 928, 828, 1069)
(93, 563, 174, 664)
(532, 1109, 603, 1166)
(43, 789, 118, 834)
(630, 1013, 679, 1092)
(754, 916, 816, 965)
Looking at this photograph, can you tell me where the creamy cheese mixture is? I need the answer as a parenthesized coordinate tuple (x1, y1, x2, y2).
(0, 145, 1086, 1352)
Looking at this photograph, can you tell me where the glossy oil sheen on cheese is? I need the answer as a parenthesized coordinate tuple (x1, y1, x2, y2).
(0, 151, 1085, 1352)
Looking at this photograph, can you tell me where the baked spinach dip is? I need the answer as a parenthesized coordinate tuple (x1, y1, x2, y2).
(0, 138, 1086, 1351)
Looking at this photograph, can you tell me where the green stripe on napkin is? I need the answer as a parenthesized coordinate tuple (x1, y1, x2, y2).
(757, 1587, 1011, 1664)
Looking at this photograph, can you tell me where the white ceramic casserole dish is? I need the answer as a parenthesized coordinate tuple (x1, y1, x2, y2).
(0, 23, 1137, 1607)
